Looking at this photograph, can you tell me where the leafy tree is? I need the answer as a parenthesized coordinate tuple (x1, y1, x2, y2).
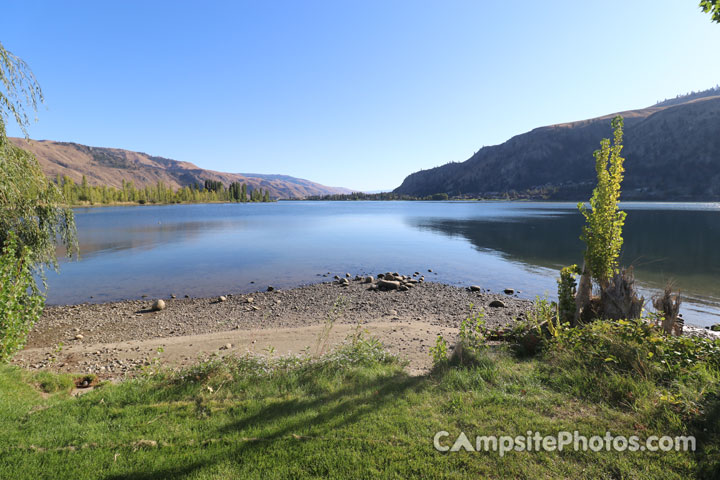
(1, 41, 76, 361)
(0, 232, 44, 361)
(578, 115, 627, 288)
(204, 179, 224, 192)
(700, 0, 720, 22)
(0, 41, 77, 269)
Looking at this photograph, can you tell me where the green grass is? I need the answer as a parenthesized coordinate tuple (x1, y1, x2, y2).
(1, 336, 718, 479)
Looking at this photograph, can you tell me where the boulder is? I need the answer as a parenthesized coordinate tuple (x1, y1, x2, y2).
(363, 275, 375, 284)
(488, 300, 506, 308)
(470, 285, 481, 292)
(151, 299, 166, 311)
(377, 279, 401, 290)
(504, 288, 515, 295)
(245, 297, 254, 303)
(218, 296, 227, 302)
(267, 286, 275, 292)
(711, 324, 720, 332)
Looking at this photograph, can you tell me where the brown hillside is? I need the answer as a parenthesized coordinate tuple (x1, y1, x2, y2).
(394, 92, 720, 200)
(10, 138, 351, 199)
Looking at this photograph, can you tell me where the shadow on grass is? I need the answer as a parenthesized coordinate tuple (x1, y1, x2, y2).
(104, 369, 428, 480)
(691, 391, 720, 479)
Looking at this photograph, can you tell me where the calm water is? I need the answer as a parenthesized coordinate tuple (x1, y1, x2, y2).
(45, 201, 720, 327)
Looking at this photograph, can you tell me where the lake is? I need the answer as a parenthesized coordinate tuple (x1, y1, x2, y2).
(46, 201, 720, 327)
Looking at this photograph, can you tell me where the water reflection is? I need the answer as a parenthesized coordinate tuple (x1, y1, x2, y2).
(413, 207, 720, 303)
(58, 219, 247, 259)
(43, 202, 720, 326)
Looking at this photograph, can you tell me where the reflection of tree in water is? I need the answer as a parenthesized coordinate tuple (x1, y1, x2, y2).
(413, 209, 720, 296)
(56, 220, 245, 259)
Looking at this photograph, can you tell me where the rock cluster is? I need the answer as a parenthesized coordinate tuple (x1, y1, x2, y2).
(334, 271, 425, 292)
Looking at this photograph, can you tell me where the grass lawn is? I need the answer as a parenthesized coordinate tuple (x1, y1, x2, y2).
(1, 336, 718, 479)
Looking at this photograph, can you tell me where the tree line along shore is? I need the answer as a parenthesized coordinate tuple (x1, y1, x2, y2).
(55, 176, 273, 206)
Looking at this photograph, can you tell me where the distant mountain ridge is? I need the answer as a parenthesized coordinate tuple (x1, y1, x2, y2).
(10, 138, 352, 199)
(394, 91, 720, 200)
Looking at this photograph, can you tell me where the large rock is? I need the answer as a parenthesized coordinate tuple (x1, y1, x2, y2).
(377, 279, 401, 290)
(363, 276, 375, 284)
(504, 288, 515, 295)
(488, 300, 506, 308)
(151, 299, 166, 311)
(470, 285, 481, 292)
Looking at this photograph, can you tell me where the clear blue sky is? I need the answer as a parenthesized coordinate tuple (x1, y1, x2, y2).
(2, 1, 719, 191)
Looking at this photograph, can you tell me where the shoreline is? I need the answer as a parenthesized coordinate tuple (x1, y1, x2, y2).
(15, 277, 531, 378)
(16, 275, 719, 379)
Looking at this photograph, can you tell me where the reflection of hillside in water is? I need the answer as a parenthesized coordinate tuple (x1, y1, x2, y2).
(413, 209, 720, 298)
(57, 219, 245, 259)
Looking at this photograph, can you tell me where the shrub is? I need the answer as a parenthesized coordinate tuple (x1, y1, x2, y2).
(429, 335, 449, 368)
(544, 317, 720, 415)
(450, 308, 488, 367)
(430, 307, 488, 369)
(557, 264, 579, 324)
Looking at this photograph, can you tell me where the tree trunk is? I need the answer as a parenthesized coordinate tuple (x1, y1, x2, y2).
(574, 264, 593, 326)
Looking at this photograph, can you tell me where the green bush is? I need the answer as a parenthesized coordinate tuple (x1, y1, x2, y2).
(550, 318, 720, 379)
(429, 334, 449, 368)
(544, 318, 720, 417)
(557, 264, 578, 324)
(0, 232, 44, 362)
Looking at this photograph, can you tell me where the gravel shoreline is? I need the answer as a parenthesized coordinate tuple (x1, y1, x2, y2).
(14, 276, 532, 377)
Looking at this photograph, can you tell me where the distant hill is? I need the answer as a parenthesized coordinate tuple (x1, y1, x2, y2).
(10, 138, 351, 199)
(394, 92, 720, 200)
